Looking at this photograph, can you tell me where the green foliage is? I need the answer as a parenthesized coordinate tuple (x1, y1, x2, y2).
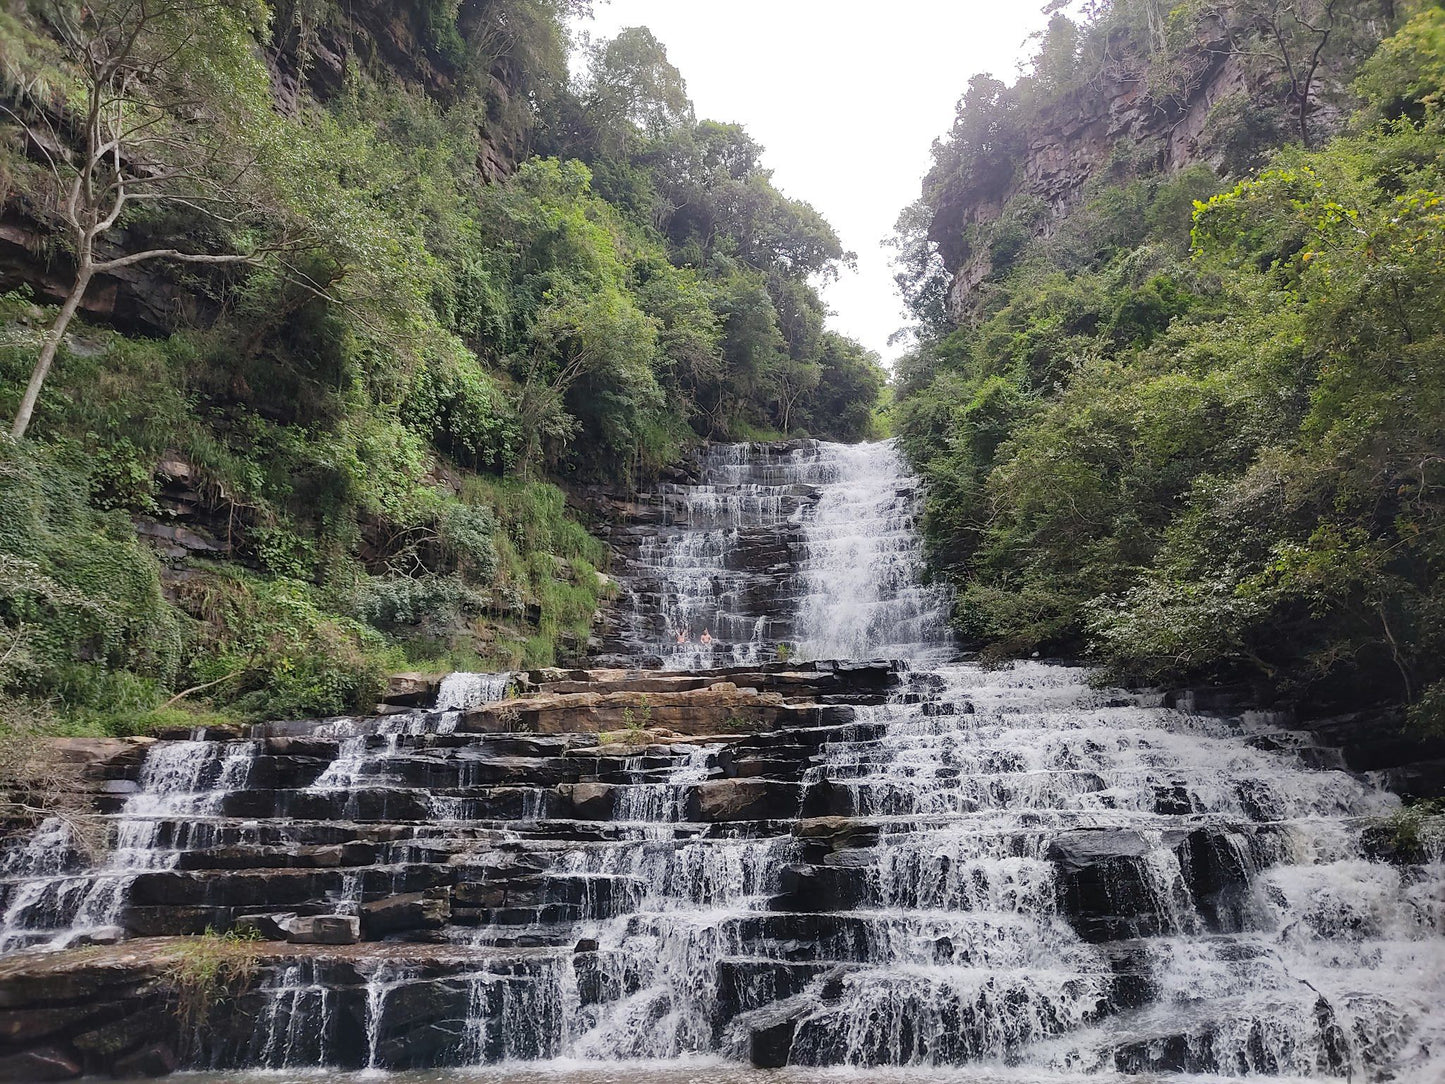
(163, 928, 263, 1039)
(0, 0, 882, 731)
(180, 568, 401, 719)
(1376, 798, 1445, 863)
(0, 442, 184, 717)
(896, 6, 1445, 719)
(1357, 6, 1445, 124)
(536, 48, 882, 443)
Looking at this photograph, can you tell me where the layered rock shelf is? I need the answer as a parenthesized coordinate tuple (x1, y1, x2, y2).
(1, 441, 1442, 1083)
(2, 660, 1442, 1081)
(0, 662, 908, 1078)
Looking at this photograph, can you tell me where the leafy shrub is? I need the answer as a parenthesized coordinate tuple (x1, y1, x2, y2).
(181, 569, 400, 719)
(0, 443, 184, 713)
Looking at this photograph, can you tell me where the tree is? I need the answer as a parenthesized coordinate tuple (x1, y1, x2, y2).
(4, 0, 285, 440)
(1195, 0, 1399, 148)
(584, 26, 692, 144)
(547, 25, 692, 161)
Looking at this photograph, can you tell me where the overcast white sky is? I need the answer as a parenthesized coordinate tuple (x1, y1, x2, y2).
(573, 2, 1050, 365)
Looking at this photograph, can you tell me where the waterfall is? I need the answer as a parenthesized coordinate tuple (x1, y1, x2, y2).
(307, 671, 512, 814)
(575, 441, 1445, 1079)
(0, 739, 255, 950)
(0, 673, 512, 950)
(1, 442, 1442, 1084)
(609, 440, 950, 669)
(792, 441, 953, 665)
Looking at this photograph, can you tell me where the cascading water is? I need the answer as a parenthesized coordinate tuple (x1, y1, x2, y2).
(0, 673, 512, 952)
(608, 440, 951, 669)
(791, 441, 955, 665)
(0, 738, 254, 950)
(2, 441, 1442, 1084)
(555, 441, 1445, 1080)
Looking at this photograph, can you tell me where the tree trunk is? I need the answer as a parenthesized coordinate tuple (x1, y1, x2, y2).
(10, 267, 93, 441)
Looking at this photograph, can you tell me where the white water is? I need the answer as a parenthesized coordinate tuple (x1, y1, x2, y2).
(0, 673, 511, 949)
(791, 441, 954, 665)
(3, 442, 1442, 1083)
(618, 441, 951, 669)
(550, 442, 1445, 1079)
(309, 671, 513, 802)
(0, 738, 254, 950)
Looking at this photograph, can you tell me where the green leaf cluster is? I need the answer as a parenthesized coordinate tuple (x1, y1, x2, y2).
(896, 5, 1445, 722)
(0, 2, 884, 731)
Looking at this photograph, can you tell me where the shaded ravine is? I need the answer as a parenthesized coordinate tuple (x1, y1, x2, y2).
(0, 440, 1440, 1083)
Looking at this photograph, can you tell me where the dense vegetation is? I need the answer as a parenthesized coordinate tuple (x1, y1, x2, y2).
(895, 0, 1445, 724)
(0, 0, 883, 736)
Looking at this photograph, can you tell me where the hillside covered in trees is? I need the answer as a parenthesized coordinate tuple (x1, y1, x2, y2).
(894, 0, 1445, 725)
(0, 0, 884, 737)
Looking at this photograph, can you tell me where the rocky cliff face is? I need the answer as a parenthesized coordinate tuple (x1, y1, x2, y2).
(927, 10, 1375, 316)
(932, 39, 1254, 314)
(0, 0, 527, 334)
(266, 0, 527, 182)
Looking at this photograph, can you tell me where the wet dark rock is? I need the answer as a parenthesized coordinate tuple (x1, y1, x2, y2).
(773, 863, 865, 913)
(694, 779, 800, 822)
(283, 915, 360, 945)
(560, 782, 615, 820)
(113, 1043, 178, 1078)
(1048, 830, 1169, 942)
(0, 1045, 82, 1082)
(1175, 828, 1254, 932)
(360, 891, 450, 938)
(748, 1011, 800, 1069)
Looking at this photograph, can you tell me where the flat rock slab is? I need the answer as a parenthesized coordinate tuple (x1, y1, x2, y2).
(459, 683, 793, 736)
(0, 938, 563, 992)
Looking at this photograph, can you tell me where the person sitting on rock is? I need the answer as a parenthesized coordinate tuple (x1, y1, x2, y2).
(700, 629, 713, 646)
(675, 629, 689, 644)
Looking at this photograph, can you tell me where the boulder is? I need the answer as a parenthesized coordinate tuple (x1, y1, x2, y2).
(68, 926, 125, 948)
(750, 1018, 797, 1068)
(282, 915, 360, 945)
(695, 780, 800, 822)
(1174, 827, 1254, 932)
(234, 913, 298, 941)
(1048, 829, 1172, 942)
(360, 891, 450, 938)
(744, 1006, 804, 1069)
(0, 1046, 82, 1082)
(561, 782, 615, 820)
(382, 673, 441, 709)
(112, 1043, 178, 1078)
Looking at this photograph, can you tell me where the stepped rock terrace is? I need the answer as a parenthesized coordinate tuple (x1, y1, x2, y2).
(0, 441, 1441, 1083)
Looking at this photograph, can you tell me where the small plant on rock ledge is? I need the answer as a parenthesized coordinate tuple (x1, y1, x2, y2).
(163, 927, 265, 1042)
(1373, 799, 1445, 865)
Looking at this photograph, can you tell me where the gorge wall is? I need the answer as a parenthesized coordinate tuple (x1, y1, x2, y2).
(0, 0, 527, 332)
(922, 5, 1395, 315)
(932, 33, 1251, 312)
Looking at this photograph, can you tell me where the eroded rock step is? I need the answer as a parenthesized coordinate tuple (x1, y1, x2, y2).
(1, 661, 1442, 1081)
